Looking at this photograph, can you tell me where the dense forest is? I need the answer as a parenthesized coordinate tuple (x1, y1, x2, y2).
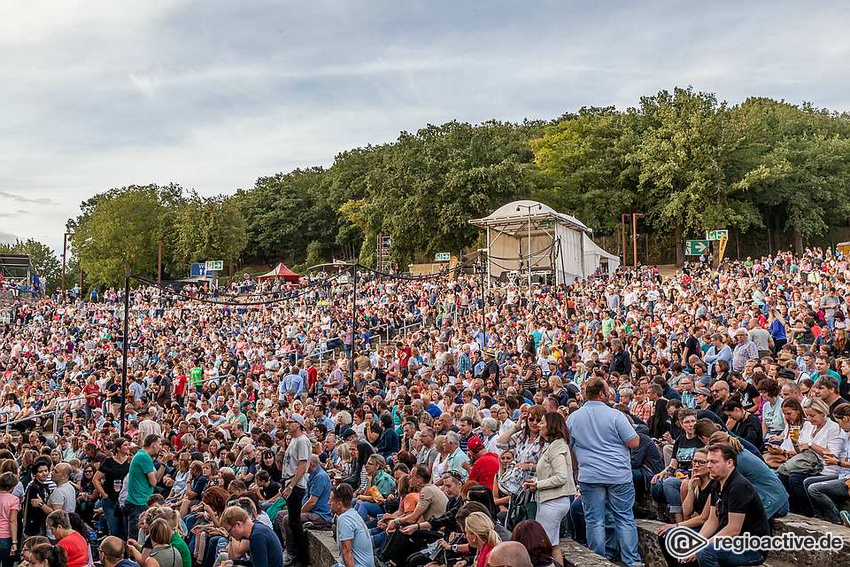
(51, 87, 850, 288)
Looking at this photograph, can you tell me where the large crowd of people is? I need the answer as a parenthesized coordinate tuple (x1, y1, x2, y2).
(0, 248, 849, 567)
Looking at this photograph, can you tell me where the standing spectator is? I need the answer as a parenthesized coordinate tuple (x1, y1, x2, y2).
(566, 378, 641, 567)
(46, 463, 76, 513)
(22, 457, 52, 538)
(276, 456, 333, 559)
(126, 434, 161, 541)
(523, 412, 575, 567)
(94, 437, 132, 538)
(281, 413, 312, 567)
(330, 483, 375, 567)
(731, 328, 759, 373)
(0, 472, 19, 567)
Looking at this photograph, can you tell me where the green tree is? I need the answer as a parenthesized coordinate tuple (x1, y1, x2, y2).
(173, 195, 247, 271)
(71, 185, 183, 287)
(630, 87, 761, 263)
(532, 107, 642, 233)
(732, 99, 850, 252)
(0, 239, 62, 292)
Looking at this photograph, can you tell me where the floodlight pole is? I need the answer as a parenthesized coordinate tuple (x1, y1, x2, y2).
(120, 272, 130, 437)
(350, 263, 356, 383)
(478, 250, 486, 348)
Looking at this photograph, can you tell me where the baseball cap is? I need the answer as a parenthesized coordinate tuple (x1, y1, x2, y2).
(288, 414, 305, 428)
(467, 436, 484, 453)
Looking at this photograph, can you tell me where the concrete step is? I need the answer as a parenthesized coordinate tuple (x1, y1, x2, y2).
(306, 528, 340, 567)
(559, 538, 619, 567)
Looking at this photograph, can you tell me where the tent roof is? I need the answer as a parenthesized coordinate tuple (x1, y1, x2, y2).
(469, 199, 591, 235)
(582, 233, 619, 261)
(257, 262, 300, 280)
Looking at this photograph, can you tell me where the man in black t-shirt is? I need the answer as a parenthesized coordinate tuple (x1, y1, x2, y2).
(695, 443, 769, 566)
(730, 372, 760, 412)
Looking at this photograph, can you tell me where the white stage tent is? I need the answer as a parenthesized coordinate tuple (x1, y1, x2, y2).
(469, 200, 620, 285)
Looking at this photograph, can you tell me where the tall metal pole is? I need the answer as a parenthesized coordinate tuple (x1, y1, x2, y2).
(61, 232, 68, 292)
(480, 251, 486, 348)
(349, 263, 356, 382)
(120, 273, 130, 437)
(632, 213, 638, 269)
(157, 239, 163, 284)
(621, 214, 627, 265)
(527, 213, 532, 290)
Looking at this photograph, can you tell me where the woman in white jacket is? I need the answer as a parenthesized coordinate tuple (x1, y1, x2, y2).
(524, 411, 577, 567)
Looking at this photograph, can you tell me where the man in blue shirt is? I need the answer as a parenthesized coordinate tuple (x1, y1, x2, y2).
(567, 378, 642, 567)
(330, 483, 374, 567)
(221, 505, 284, 567)
(276, 456, 333, 558)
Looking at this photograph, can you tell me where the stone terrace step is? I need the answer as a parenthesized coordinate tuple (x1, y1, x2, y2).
(307, 528, 340, 567)
(636, 517, 850, 567)
(560, 538, 619, 567)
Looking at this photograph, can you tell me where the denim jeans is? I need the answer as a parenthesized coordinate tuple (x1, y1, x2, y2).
(697, 541, 763, 567)
(0, 537, 12, 567)
(354, 500, 384, 521)
(125, 502, 147, 542)
(579, 481, 641, 567)
(651, 477, 684, 515)
(101, 498, 124, 538)
(806, 475, 846, 523)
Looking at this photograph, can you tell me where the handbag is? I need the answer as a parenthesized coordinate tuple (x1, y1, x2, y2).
(505, 487, 537, 530)
(777, 449, 824, 476)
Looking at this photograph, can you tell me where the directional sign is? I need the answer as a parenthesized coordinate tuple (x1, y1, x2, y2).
(705, 230, 729, 241)
(685, 240, 710, 256)
(190, 263, 207, 278)
(205, 260, 224, 271)
(434, 252, 451, 262)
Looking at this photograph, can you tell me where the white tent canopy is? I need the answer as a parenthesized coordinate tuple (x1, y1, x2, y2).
(470, 200, 620, 285)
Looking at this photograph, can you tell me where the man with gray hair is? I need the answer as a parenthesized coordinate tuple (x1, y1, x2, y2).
(732, 328, 759, 373)
(441, 432, 469, 482)
(480, 417, 500, 453)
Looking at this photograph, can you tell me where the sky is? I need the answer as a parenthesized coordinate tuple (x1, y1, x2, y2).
(2, 0, 850, 252)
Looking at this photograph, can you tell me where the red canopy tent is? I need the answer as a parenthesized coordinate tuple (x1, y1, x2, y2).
(256, 262, 300, 282)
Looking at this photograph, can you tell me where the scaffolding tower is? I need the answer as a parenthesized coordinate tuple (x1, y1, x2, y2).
(376, 233, 393, 273)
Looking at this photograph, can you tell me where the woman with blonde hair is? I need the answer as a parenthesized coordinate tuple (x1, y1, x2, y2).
(353, 455, 396, 521)
(462, 511, 501, 567)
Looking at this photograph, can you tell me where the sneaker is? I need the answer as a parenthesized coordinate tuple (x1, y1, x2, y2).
(840, 510, 850, 528)
(282, 552, 296, 566)
(303, 521, 315, 530)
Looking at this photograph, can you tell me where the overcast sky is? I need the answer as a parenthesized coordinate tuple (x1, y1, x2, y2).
(2, 0, 849, 252)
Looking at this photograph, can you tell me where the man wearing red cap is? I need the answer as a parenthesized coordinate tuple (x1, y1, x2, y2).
(466, 436, 500, 489)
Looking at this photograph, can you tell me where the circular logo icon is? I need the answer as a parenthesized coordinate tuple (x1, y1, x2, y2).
(664, 526, 709, 559)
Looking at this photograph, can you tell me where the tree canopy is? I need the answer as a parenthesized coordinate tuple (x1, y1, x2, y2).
(64, 87, 850, 285)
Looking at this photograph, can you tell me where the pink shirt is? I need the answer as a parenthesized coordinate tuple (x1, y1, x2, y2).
(0, 492, 20, 538)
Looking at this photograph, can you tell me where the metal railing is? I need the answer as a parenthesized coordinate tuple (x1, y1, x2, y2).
(2, 396, 86, 435)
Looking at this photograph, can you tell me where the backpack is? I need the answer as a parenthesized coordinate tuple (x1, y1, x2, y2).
(505, 487, 537, 531)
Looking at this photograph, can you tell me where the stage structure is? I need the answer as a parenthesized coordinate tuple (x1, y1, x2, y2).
(469, 200, 619, 286)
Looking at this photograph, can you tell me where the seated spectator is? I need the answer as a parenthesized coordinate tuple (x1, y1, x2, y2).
(805, 402, 850, 524)
(657, 443, 769, 567)
(764, 398, 805, 468)
(651, 409, 703, 523)
(722, 398, 763, 450)
(778, 398, 844, 516)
